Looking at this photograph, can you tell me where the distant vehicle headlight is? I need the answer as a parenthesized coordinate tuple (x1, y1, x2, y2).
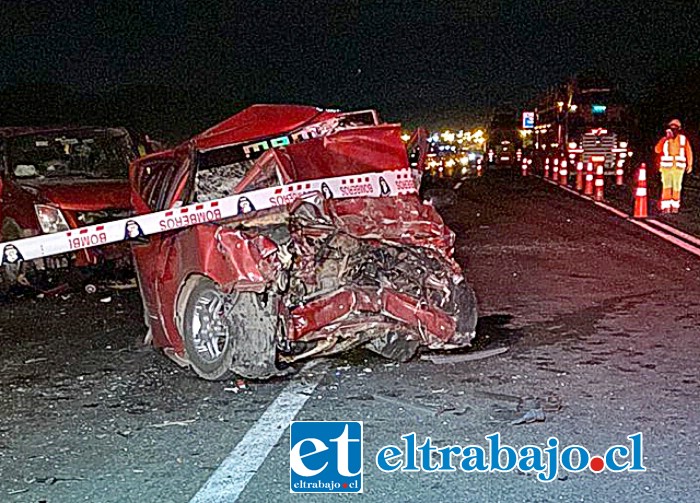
(619, 141, 628, 149)
(568, 142, 578, 149)
(35, 204, 70, 234)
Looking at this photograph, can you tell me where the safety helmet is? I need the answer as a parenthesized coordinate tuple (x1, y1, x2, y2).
(668, 119, 682, 129)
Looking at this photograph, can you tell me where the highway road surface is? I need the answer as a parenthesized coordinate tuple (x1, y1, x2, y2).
(2, 170, 700, 502)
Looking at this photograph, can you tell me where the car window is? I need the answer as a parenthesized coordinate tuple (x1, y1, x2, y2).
(8, 128, 134, 180)
(135, 156, 190, 212)
(195, 160, 254, 202)
(195, 148, 282, 202)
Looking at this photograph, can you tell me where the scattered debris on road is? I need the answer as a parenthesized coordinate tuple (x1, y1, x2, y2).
(511, 408, 546, 425)
(224, 379, 250, 394)
(41, 284, 71, 297)
(25, 476, 86, 485)
(421, 346, 509, 364)
(23, 357, 48, 364)
(105, 278, 138, 290)
(373, 393, 438, 416)
(540, 395, 563, 412)
(148, 418, 198, 429)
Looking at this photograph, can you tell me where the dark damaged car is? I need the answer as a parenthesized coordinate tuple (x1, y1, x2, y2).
(0, 126, 151, 288)
(130, 105, 478, 380)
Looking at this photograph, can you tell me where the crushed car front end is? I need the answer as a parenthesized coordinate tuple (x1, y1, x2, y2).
(281, 194, 477, 363)
(130, 105, 478, 380)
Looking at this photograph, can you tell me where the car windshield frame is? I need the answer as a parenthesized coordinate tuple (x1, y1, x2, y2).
(6, 127, 136, 181)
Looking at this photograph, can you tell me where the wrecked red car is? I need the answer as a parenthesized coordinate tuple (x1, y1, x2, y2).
(0, 126, 151, 287)
(130, 105, 477, 380)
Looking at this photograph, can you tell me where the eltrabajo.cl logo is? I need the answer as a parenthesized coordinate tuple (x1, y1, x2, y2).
(289, 422, 646, 491)
(290, 421, 363, 493)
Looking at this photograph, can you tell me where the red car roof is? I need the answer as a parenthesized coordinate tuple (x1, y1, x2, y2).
(276, 125, 407, 182)
(193, 104, 339, 151)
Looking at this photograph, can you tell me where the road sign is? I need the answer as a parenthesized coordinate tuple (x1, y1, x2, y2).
(522, 111, 535, 129)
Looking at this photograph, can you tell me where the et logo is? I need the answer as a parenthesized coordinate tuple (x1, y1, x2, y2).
(290, 421, 363, 493)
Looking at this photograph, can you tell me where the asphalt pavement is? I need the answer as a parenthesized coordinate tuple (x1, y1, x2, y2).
(2, 170, 700, 502)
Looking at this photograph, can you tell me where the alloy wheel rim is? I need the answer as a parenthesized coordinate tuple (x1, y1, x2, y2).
(191, 288, 230, 363)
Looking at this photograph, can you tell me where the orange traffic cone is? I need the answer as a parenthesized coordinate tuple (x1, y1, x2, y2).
(544, 158, 550, 178)
(552, 158, 559, 180)
(584, 162, 594, 195)
(633, 163, 648, 218)
(559, 160, 568, 186)
(615, 162, 624, 186)
(477, 159, 483, 177)
(521, 158, 528, 176)
(593, 164, 605, 201)
(575, 161, 584, 191)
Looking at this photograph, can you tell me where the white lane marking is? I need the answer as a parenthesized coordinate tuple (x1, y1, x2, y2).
(543, 177, 631, 218)
(536, 174, 700, 258)
(629, 219, 700, 259)
(592, 200, 629, 219)
(645, 219, 700, 248)
(188, 363, 324, 503)
(559, 184, 582, 197)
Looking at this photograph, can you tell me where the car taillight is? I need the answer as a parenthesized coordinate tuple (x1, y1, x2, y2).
(34, 204, 70, 234)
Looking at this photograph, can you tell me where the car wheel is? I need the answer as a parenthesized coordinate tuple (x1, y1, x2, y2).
(180, 276, 235, 381)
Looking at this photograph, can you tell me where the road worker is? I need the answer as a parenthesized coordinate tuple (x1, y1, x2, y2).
(655, 119, 693, 213)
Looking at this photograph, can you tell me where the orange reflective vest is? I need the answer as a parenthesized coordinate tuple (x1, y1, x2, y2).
(656, 134, 693, 170)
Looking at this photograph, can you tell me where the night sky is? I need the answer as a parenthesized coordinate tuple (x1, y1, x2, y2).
(1, 0, 698, 135)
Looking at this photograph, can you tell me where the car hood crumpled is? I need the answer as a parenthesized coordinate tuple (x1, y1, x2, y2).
(326, 196, 456, 259)
(22, 179, 131, 211)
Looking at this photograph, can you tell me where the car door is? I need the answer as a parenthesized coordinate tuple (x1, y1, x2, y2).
(129, 150, 191, 340)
